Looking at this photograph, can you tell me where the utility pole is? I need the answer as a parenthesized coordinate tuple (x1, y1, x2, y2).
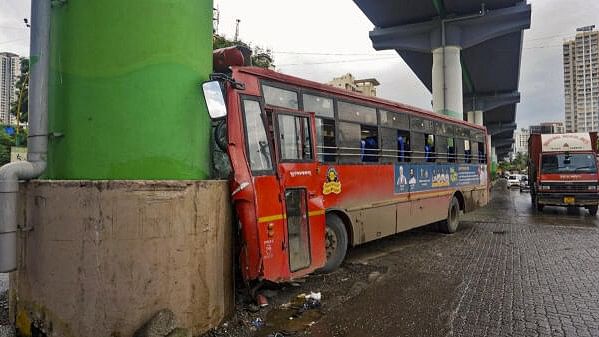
(234, 19, 240, 41)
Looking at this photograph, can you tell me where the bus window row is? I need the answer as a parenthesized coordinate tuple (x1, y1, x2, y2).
(260, 83, 488, 165)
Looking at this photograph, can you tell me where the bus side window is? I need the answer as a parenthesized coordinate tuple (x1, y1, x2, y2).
(398, 130, 410, 162)
(361, 125, 379, 163)
(304, 94, 336, 163)
(436, 136, 448, 163)
(464, 140, 472, 163)
(447, 138, 456, 163)
(278, 114, 313, 161)
(456, 138, 465, 163)
(478, 141, 485, 163)
(315, 117, 336, 162)
(242, 99, 273, 172)
(425, 134, 435, 162)
(338, 122, 361, 163)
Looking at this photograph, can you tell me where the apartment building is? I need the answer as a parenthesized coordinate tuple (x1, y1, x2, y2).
(0, 52, 21, 125)
(563, 26, 598, 132)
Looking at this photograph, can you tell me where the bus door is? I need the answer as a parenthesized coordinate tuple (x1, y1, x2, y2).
(272, 110, 326, 277)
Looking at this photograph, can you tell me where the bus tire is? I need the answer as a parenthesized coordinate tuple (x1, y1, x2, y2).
(318, 213, 348, 273)
(589, 205, 598, 216)
(439, 196, 460, 234)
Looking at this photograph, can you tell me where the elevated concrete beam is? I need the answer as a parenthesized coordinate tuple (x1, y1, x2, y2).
(464, 92, 521, 113)
(492, 138, 515, 147)
(486, 122, 517, 136)
(451, 2, 531, 49)
(369, 2, 531, 52)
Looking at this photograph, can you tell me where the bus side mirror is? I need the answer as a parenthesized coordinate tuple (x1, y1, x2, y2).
(202, 81, 227, 120)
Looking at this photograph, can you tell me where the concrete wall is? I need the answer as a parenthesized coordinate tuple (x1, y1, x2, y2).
(9, 180, 233, 337)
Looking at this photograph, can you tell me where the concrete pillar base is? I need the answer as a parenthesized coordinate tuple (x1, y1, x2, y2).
(11, 180, 233, 337)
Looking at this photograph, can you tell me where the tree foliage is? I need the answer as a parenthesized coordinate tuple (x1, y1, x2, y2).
(498, 152, 529, 174)
(10, 57, 30, 123)
(212, 34, 275, 69)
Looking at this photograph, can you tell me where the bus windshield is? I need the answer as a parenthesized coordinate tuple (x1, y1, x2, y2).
(541, 153, 597, 173)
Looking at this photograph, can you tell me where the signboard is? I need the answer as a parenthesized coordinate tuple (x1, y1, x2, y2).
(10, 147, 27, 162)
(540, 133, 592, 152)
(394, 163, 484, 194)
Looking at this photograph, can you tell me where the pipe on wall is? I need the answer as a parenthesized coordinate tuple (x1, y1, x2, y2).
(0, 0, 49, 272)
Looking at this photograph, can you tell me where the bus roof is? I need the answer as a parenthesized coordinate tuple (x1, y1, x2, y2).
(235, 66, 487, 132)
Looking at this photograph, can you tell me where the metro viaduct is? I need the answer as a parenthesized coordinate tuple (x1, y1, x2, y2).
(353, 0, 531, 160)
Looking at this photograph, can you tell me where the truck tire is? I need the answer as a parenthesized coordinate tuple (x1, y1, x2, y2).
(589, 205, 598, 216)
(318, 213, 348, 273)
(439, 196, 460, 234)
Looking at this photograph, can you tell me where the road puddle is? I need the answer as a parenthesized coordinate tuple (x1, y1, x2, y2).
(255, 296, 323, 337)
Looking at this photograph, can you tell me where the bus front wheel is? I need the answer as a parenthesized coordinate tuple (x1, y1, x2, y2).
(439, 196, 460, 234)
(318, 213, 348, 273)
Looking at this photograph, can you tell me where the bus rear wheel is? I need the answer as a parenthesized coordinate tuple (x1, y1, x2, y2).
(439, 196, 460, 234)
(318, 213, 348, 273)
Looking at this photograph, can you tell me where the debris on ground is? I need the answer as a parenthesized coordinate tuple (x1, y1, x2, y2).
(250, 317, 265, 330)
(0, 325, 15, 337)
(0, 291, 8, 326)
(200, 263, 387, 337)
(256, 294, 269, 308)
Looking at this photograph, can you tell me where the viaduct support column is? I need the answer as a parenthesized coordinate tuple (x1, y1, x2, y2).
(466, 110, 484, 126)
(432, 46, 463, 120)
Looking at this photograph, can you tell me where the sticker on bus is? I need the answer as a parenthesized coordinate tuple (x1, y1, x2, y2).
(323, 167, 342, 195)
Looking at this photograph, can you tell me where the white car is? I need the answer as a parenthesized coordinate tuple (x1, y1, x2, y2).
(507, 175, 521, 188)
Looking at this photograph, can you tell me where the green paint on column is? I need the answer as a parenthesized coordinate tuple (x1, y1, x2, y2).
(47, 0, 213, 179)
(438, 109, 462, 120)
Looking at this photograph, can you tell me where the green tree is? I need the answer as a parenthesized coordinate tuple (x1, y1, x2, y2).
(10, 57, 29, 124)
(212, 34, 275, 69)
(0, 128, 14, 166)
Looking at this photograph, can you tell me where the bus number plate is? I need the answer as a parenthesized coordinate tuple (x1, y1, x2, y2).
(564, 197, 575, 204)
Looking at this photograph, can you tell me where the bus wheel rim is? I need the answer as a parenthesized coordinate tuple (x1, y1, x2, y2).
(450, 203, 458, 224)
(325, 227, 338, 259)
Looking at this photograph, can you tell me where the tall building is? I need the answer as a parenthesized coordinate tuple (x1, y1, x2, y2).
(563, 25, 598, 133)
(529, 121, 565, 134)
(0, 52, 21, 125)
(513, 128, 530, 155)
(328, 73, 380, 97)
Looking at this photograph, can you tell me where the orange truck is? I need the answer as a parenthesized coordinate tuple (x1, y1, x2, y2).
(528, 133, 599, 215)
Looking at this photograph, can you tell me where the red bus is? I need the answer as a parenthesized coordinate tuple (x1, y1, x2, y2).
(203, 64, 490, 283)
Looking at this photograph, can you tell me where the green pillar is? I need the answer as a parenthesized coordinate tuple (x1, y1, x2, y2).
(47, 0, 213, 179)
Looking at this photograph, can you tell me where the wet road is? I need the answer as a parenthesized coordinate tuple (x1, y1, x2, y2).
(305, 180, 599, 337)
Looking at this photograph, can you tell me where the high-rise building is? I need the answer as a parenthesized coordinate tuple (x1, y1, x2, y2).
(0, 52, 21, 125)
(513, 128, 530, 155)
(529, 121, 565, 135)
(328, 73, 380, 97)
(563, 25, 598, 133)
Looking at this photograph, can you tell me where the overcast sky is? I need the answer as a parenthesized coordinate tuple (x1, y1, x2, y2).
(2, 0, 598, 129)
